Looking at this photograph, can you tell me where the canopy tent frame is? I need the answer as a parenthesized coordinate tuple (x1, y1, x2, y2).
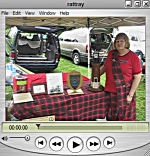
(6, 16, 145, 78)
(6, 17, 145, 28)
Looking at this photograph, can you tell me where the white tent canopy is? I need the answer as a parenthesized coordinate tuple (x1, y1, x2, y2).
(6, 17, 145, 28)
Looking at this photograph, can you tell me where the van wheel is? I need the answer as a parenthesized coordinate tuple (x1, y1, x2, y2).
(73, 53, 80, 65)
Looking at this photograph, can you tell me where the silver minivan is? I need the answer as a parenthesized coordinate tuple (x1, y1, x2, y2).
(59, 27, 112, 65)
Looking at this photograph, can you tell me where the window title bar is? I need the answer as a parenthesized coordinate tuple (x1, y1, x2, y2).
(0, 0, 132, 9)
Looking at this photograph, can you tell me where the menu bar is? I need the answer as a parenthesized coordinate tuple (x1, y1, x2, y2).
(1, 10, 71, 16)
(1, 8, 149, 17)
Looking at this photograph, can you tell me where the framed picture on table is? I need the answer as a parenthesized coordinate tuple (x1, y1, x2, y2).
(31, 83, 47, 96)
(46, 73, 64, 95)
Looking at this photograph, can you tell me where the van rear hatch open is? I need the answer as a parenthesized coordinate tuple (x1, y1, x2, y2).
(90, 28, 113, 63)
(15, 26, 60, 62)
(11, 26, 61, 72)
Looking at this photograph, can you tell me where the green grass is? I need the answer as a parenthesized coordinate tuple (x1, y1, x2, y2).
(6, 86, 13, 100)
(6, 56, 145, 121)
(136, 76, 145, 121)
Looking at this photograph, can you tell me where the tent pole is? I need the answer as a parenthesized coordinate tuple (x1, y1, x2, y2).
(87, 17, 90, 79)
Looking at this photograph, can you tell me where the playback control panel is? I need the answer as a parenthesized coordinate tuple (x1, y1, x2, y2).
(1, 122, 149, 154)
(1, 135, 115, 154)
(35, 136, 115, 152)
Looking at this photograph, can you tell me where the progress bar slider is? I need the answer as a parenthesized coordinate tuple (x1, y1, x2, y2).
(2, 122, 149, 133)
(36, 124, 122, 131)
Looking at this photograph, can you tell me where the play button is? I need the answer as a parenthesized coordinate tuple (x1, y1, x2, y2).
(67, 137, 83, 153)
(73, 141, 80, 148)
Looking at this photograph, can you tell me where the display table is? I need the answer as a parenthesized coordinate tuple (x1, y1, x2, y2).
(10, 81, 108, 121)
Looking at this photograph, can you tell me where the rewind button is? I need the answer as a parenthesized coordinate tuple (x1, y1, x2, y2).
(49, 137, 64, 151)
(86, 137, 101, 151)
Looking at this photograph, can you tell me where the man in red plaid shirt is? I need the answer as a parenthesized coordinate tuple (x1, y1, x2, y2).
(100, 33, 142, 121)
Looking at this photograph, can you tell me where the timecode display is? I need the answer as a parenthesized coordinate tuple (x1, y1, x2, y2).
(9, 125, 28, 130)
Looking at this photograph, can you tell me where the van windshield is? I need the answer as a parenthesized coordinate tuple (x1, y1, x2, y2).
(91, 33, 112, 52)
(19, 33, 39, 40)
(91, 34, 111, 43)
(138, 32, 145, 41)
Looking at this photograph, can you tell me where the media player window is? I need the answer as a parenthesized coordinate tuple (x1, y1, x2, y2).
(1, 1, 150, 155)
(5, 16, 145, 122)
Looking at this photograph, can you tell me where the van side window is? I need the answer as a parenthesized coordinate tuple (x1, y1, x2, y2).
(64, 39, 72, 42)
(72, 39, 78, 42)
(59, 38, 63, 41)
(129, 33, 138, 41)
(131, 36, 138, 41)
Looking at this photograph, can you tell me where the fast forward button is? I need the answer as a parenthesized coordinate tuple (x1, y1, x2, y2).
(87, 137, 101, 151)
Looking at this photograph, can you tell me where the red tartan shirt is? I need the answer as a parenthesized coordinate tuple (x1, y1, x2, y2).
(104, 50, 142, 93)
